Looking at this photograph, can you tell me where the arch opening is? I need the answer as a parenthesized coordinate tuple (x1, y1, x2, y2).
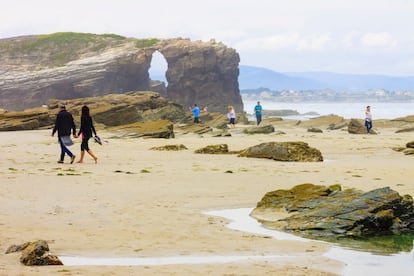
(149, 51, 168, 96)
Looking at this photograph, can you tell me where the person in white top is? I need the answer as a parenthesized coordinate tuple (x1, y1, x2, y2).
(227, 105, 236, 128)
(365, 105, 372, 134)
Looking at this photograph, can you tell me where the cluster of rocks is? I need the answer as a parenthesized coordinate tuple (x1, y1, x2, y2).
(392, 141, 414, 155)
(163, 142, 322, 162)
(148, 141, 324, 162)
(0, 91, 248, 138)
(5, 240, 62, 266)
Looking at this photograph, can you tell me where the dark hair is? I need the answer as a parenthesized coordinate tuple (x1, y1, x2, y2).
(81, 105, 90, 117)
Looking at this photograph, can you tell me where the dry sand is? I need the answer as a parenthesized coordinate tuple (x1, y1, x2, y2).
(1, 122, 413, 275)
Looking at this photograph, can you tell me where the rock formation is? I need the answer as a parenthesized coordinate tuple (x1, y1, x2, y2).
(6, 240, 63, 266)
(392, 140, 414, 155)
(348, 118, 377, 134)
(0, 91, 185, 133)
(243, 124, 275, 134)
(0, 33, 243, 113)
(194, 144, 231, 154)
(251, 183, 414, 253)
(238, 141, 323, 162)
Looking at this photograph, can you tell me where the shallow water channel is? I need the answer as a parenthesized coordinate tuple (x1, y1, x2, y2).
(60, 208, 414, 275)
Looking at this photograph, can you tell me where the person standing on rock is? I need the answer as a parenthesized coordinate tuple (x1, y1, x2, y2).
(365, 105, 372, 134)
(190, 104, 200, 123)
(254, 101, 263, 125)
(51, 103, 77, 164)
(227, 105, 236, 128)
(77, 105, 98, 163)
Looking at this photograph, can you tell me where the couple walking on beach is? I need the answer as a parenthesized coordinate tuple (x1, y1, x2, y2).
(51, 104, 99, 164)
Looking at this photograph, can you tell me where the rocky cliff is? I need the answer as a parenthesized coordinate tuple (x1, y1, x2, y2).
(0, 32, 242, 113)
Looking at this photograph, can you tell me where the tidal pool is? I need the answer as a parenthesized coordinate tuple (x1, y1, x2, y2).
(59, 208, 414, 276)
(205, 208, 414, 276)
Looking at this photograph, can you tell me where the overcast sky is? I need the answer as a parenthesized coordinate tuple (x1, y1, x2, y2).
(1, 0, 414, 76)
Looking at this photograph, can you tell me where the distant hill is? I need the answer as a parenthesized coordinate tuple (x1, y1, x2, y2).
(239, 65, 414, 91)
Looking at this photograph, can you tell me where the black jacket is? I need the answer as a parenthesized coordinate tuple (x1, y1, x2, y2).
(52, 110, 76, 137)
(77, 115, 96, 139)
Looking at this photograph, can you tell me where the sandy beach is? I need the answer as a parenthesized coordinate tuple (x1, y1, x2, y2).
(1, 122, 413, 275)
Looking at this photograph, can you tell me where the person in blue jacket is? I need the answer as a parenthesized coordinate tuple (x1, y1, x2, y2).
(191, 104, 200, 123)
(254, 101, 263, 125)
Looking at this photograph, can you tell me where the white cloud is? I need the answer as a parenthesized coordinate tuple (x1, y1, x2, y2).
(342, 31, 362, 48)
(240, 34, 300, 50)
(361, 32, 397, 48)
(296, 34, 332, 51)
(235, 33, 333, 52)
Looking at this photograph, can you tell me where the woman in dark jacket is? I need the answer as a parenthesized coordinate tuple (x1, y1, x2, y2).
(77, 105, 98, 163)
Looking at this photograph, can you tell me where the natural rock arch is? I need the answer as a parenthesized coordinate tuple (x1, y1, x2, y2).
(154, 39, 242, 113)
(0, 35, 243, 113)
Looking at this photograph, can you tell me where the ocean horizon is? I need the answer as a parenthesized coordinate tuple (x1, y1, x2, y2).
(243, 100, 414, 120)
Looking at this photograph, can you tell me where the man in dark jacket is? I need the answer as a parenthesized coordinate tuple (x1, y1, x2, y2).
(52, 103, 78, 163)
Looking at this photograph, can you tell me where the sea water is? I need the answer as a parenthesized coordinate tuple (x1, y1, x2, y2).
(243, 101, 414, 120)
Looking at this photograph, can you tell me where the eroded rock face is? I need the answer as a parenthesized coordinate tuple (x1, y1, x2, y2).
(108, 120, 175, 139)
(0, 34, 242, 113)
(0, 91, 186, 131)
(158, 39, 242, 113)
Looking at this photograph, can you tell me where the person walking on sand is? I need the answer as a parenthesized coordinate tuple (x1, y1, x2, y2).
(51, 103, 77, 164)
(365, 105, 373, 134)
(254, 101, 263, 125)
(190, 104, 200, 123)
(77, 105, 98, 163)
(227, 105, 236, 128)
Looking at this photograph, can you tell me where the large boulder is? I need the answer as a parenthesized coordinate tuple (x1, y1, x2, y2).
(299, 115, 345, 129)
(238, 141, 323, 162)
(17, 240, 63, 266)
(243, 125, 275, 134)
(348, 118, 377, 134)
(194, 144, 230, 154)
(251, 184, 414, 252)
(0, 33, 242, 113)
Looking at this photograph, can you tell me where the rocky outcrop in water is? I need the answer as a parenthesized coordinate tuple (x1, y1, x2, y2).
(251, 184, 414, 241)
(0, 33, 242, 113)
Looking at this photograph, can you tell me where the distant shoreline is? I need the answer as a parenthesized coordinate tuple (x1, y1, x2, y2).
(242, 100, 414, 120)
